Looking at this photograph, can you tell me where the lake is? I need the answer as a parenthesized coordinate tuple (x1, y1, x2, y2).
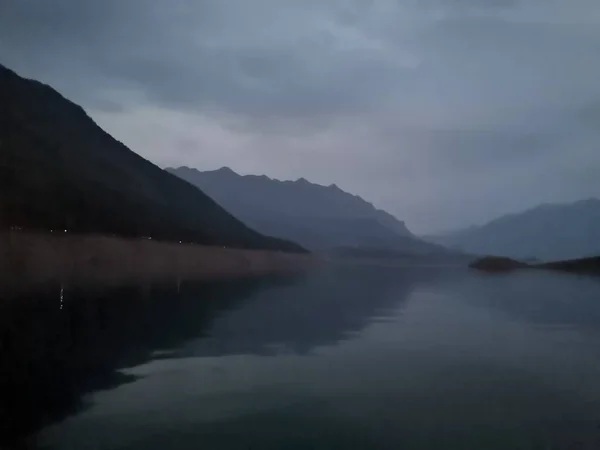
(3, 266, 600, 449)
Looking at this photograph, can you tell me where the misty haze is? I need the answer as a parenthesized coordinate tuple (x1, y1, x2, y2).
(1, 1, 600, 449)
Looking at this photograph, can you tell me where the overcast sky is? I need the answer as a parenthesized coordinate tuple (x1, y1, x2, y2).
(1, 0, 599, 233)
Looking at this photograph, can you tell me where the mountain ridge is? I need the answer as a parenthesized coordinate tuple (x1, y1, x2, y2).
(425, 198, 600, 261)
(169, 165, 413, 237)
(173, 166, 400, 216)
(0, 63, 303, 252)
(167, 166, 459, 258)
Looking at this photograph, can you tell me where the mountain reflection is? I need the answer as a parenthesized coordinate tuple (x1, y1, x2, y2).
(0, 266, 444, 445)
(179, 266, 424, 357)
(0, 276, 286, 444)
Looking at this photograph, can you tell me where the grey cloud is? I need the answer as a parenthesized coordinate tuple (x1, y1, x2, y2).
(1, 0, 599, 233)
(1, 0, 414, 121)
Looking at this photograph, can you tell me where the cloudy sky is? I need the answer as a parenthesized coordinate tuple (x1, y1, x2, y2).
(1, 0, 599, 233)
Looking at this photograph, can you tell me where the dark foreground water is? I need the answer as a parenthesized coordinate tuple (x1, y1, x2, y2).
(3, 267, 600, 449)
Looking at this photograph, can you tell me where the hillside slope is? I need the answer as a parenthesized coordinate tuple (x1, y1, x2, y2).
(426, 198, 600, 261)
(0, 64, 303, 252)
(168, 166, 453, 256)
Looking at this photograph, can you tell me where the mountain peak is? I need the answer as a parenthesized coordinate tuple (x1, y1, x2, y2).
(0, 63, 13, 76)
(426, 197, 600, 261)
(216, 166, 237, 175)
(0, 64, 302, 252)
(169, 166, 416, 249)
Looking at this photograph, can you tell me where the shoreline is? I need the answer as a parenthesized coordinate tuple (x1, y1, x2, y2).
(0, 232, 317, 293)
(469, 255, 600, 276)
(0, 231, 476, 295)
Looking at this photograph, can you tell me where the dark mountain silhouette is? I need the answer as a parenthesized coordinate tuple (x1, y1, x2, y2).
(426, 198, 600, 261)
(0, 64, 302, 252)
(167, 166, 452, 255)
(541, 255, 600, 274)
(469, 255, 600, 276)
(0, 277, 279, 443)
(0, 267, 450, 444)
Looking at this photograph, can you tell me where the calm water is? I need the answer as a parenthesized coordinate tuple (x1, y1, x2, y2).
(3, 267, 600, 449)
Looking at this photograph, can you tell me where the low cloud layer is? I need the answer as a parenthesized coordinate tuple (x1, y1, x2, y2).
(1, 0, 599, 233)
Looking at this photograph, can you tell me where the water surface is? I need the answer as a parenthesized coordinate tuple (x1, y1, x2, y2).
(3, 267, 600, 449)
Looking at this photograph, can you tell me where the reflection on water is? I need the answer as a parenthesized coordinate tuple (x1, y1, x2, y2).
(2, 267, 600, 449)
(0, 275, 293, 445)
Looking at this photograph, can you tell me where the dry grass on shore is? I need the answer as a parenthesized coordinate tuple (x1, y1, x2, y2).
(0, 232, 316, 292)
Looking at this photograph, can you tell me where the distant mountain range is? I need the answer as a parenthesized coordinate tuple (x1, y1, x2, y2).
(167, 166, 456, 257)
(0, 63, 302, 252)
(425, 198, 600, 261)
